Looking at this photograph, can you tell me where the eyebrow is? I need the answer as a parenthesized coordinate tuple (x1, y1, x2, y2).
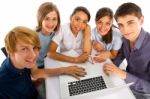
(118, 19, 135, 25)
(75, 16, 88, 22)
(16, 43, 29, 47)
(117, 22, 122, 26)
(16, 45, 27, 48)
(127, 20, 135, 23)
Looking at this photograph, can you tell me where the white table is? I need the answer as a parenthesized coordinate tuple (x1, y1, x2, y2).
(45, 51, 136, 99)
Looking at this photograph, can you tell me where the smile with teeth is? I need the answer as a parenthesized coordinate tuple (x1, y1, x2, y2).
(99, 28, 106, 33)
(75, 27, 81, 31)
(47, 26, 54, 30)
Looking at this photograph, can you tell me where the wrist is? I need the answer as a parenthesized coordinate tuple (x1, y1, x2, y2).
(73, 57, 78, 63)
(108, 51, 112, 59)
(60, 67, 66, 74)
(121, 70, 127, 79)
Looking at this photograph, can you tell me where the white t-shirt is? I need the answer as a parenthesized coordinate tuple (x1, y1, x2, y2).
(52, 23, 83, 54)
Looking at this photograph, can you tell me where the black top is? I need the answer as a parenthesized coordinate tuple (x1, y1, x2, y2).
(0, 58, 37, 99)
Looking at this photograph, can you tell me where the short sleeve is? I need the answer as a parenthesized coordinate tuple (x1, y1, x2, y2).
(91, 28, 97, 41)
(112, 28, 123, 50)
(52, 27, 63, 46)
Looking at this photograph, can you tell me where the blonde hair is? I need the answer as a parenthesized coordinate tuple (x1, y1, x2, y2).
(5, 26, 41, 54)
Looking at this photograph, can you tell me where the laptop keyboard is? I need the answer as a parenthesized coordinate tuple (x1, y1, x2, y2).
(68, 76, 107, 96)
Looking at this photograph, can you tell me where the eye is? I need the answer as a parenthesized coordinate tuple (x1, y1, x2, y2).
(128, 21, 134, 25)
(83, 20, 88, 24)
(97, 21, 102, 25)
(117, 23, 122, 29)
(33, 46, 39, 51)
(106, 23, 111, 26)
(52, 17, 57, 21)
(45, 17, 50, 21)
(75, 17, 80, 22)
(22, 47, 26, 50)
(20, 47, 28, 52)
(118, 25, 121, 28)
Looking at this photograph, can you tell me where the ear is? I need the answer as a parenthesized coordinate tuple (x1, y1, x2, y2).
(70, 15, 72, 22)
(140, 16, 144, 25)
(95, 20, 97, 25)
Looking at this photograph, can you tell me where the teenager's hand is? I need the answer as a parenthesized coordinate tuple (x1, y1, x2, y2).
(62, 65, 86, 80)
(83, 24, 91, 34)
(93, 51, 111, 62)
(93, 42, 104, 52)
(103, 63, 127, 79)
(74, 52, 89, 63)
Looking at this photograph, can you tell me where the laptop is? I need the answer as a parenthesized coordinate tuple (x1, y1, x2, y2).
(58, 50, 132, 99)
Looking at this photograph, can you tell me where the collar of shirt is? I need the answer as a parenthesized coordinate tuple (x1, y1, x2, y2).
(123, 28, 146, 50)
(39, 31, 55, 37)
(5, 58, 27, 75)
(134, 28, 146, 50)
(94, 27, 103, 41)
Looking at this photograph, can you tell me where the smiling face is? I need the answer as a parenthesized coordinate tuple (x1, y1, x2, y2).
(10, 40, 39, 69)
(117, 14, 143, 42)
(96, 16, 113, 36)
(41, 11, 58, 35)
(70, 11, 88, 34)
(5, 26, 41, 69)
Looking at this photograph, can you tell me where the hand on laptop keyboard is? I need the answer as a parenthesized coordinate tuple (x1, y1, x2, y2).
(62, 65, 87, 80)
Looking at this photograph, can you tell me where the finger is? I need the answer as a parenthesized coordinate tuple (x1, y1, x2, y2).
(76, 71, 87, 76)
(103, 66, 113, 75)
(104, 65, 118, 76)
(74, 68, 86, 75)
(104, 69, 111, 76)
(103, 65, 113, 71)
(73, 65, 85, 70)
(104, 63, 118, 72)
(94, 57, 105, 62)
(103, 67, 111, 75)
(78, 67, 86, 71)
(71, 74, 80, 80)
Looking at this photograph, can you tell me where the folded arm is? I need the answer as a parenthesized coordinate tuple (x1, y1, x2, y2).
(47, 41, 89, 63)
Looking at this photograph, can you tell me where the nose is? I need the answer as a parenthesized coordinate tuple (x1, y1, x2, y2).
(78, 21, 83, 27)
(122, 25, 130, 34)
(78, 21, 86, 31)
(47, 20, 54, 25)
(101, 23, 107, 29)
(28, 49, 36, 58)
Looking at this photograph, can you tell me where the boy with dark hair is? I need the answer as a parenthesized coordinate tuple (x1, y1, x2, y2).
(103, 2, 150, 99)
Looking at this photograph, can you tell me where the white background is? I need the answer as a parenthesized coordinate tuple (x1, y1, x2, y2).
(0, 0, 149, 64)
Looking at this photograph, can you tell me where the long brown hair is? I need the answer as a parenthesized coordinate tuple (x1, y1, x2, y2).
(95, 7, 114, 44)
(36, 2, 60, 32)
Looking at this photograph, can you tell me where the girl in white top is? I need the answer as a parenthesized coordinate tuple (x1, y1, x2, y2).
(48, 6, 92, 63)
(92, 7, 122, 62)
